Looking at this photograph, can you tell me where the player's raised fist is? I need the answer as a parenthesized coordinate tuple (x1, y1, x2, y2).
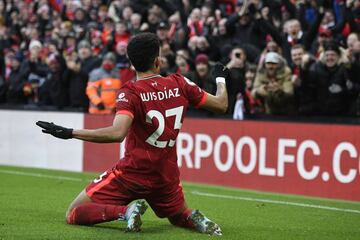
(212, 62, 229, 80)
(36, 121, 73, 139)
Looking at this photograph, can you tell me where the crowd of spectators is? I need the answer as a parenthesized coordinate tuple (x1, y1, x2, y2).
(0, 0, 359, 119)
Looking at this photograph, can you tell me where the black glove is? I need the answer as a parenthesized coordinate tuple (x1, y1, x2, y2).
(36, 121, 73, 139)
(97, 102, 105, 110)
(212, 62, 230, 79)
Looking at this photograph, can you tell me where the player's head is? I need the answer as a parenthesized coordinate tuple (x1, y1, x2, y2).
(127, 32, 160, 73)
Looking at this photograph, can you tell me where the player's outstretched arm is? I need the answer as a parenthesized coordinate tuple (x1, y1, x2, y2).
(200, 63, 229, 114)
(36, 114, 132, 143)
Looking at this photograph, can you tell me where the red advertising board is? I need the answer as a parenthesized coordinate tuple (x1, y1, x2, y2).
(84, 115, 360, 201)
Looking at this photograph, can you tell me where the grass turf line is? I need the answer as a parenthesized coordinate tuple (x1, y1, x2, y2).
(0, 165, 359, 240)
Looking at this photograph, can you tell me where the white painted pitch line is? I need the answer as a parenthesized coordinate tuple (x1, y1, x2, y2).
(191, 191, 360, 215)
(0, 169, 90, 182)
(2, 169, 360, 215)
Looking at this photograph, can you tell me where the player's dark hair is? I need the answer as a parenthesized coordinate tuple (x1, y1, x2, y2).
(127, 32, 160, 72)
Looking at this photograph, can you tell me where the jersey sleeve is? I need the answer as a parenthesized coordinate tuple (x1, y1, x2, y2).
(178, 75, 208, 108)
(115, 86, 137, 119)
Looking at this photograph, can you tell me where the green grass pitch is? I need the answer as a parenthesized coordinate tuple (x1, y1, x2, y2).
(1, 165, 360, 240)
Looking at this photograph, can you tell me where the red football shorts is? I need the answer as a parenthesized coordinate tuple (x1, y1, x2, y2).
(85, 167, 186, 218)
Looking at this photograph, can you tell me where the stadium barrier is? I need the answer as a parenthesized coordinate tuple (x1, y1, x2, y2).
(1, 109, 359, 202)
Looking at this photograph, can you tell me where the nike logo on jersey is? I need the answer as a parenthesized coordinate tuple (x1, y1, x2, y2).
(140, 88, 180, 102)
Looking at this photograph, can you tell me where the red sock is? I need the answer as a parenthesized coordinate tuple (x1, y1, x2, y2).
(67, 203, 128, 225)
(168, 208, 195, 229)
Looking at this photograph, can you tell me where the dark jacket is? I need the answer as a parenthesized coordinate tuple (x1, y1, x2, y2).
(227, 67, 246, 114)
(308, 61, 349, 116)
(39, 69, 68, 108)
(6, 67, 27, 104)
(225, 13, 265, 52)
(63, 56, 101, 110)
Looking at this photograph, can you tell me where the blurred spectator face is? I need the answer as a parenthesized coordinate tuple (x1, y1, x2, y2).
(0, 25, 6, 36)
(37, 4, 50, 19)
(318, 33, 332, 46)
(347, 33, 359, 52)
(48, 43, 58, 54)
(291, 47, 304, 67)
(196, 37, 209, 51)
(67, 1, 81, 12)
(176, 49, 189, 59)
(245, 71, 255, 89)
(218, 19, 227, 35)
(66, 51, 78, 62)
(91, 31, 102, 46)
(98, 6, 108, 22)
(30, 46, 41, 59)
(190, 8, 201, 22)
(102, 59, 115, 71)
(355, 0, 360, 8)
(286, 20, 301, 38)
(239, 14, 250, 26)
(92, 0, 102, 8)
(51, 28, 61, 41)
(160, 56, 169, 69)
(66, 36, 76, 49)
(60, 22, 72, 37)
(104, 19, 114, 32)
(89, 9, 98, 21)
(324, 50, 339, 68)
(230, 48, 246, 67)
(30, 28, 40, 41)
(115, 22, 127, 34)
(157, 28, 168, 41)
(353, 42, 360, 60)
(175, 54, 187, 68)
(201, 6, 211, 20)
(266, 41, 281, 53)
(130, 14, 142, 29)
(122, 6, 133, 21)
(78, 46, 91, 60)
(10, 57, 21, 70)
(196, 63, 209, 78)
(47, 55, 60, 72)
(322, 10, 335, 27)
(0, 1, 4, 12)
(147, 11, 159, 25)
(52, 15, 62, 29)
(82, 0, 92, 11)
(116, 41, 127, 56)
(176, 55, 187, 67)
(161, 43, 172, 56)
(187, 36, 198, 51)
(93, 36, 102, 46)
(10, 10, 19, 22)
(265, 62, 279, 77)
(75, 8, 86, 21)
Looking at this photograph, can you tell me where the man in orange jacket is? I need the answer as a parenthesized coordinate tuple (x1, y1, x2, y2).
(86, 53, 121, 114)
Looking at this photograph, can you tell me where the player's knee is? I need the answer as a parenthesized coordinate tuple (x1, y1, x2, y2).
(65, 207, 77, 225)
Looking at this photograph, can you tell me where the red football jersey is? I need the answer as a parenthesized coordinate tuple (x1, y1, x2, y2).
(115, 74, 207, 189)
